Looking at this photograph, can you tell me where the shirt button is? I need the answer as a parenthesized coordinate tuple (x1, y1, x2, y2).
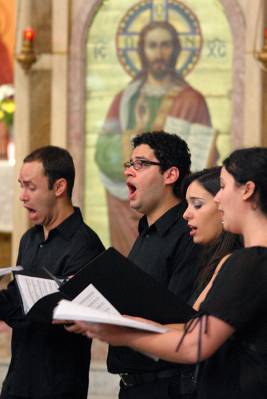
(146, 234, 150, 238)
(40, 244, 43, 248)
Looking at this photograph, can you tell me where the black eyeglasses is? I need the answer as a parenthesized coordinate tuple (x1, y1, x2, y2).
(123, 159, 162, 171)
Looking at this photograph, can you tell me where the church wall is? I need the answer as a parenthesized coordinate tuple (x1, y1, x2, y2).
(30, 71, 51, 149)
(30, 0, 52, 147)
(32, 0, 52, 53)
(237, 0, 263, 146)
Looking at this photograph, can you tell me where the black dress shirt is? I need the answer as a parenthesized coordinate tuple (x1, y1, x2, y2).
(0, 208, 105, 398)
(107, 202, 201, 374)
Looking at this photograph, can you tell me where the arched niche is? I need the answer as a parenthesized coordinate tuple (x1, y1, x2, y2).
(68, 0, 102, 208)
(68, 0, 245, 209)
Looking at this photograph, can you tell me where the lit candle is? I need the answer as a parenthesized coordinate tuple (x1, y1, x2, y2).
(23, 27, 36, 42)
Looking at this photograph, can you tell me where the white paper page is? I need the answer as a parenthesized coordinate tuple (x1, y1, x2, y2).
(15, 274, 59, 314)
(54, 299, 167, 333)
(188, 124, 216, 171)
(73, 285, 162, 360)
(73, 284, 120, 315)
(0, 265, 23, 276)
(164, 116, 190, 141)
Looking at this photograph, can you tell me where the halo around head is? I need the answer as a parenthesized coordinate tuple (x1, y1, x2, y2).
(116, 0, 203, 78)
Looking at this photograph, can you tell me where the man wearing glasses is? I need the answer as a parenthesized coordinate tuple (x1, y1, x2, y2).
(95, 20, 212, 257)
(107, 131, 201, 399)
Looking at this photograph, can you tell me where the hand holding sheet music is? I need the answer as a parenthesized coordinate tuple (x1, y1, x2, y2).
(53, 285, 167, 334)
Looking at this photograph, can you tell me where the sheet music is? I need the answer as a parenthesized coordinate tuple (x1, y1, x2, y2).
(54, 287, 167, 333)
(72, 287, 164, 360)
(0, 265, 23, 276)
(15, 275, 59, 314)
(73, 284, 120, 315)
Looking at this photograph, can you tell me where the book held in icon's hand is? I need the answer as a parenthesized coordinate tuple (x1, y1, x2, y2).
(164, 116, 217, 171)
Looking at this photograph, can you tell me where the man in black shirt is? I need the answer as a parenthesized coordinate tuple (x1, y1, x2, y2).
(107, 131, 201, 398)
(0, 146, 105, 399)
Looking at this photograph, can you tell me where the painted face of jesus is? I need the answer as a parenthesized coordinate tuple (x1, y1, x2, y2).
(143, 27, 175, 80)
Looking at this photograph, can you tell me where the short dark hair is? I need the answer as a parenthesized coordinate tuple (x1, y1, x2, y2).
(138, 21, 181, 74)
(223, 147, 267, 215)
(132, 131, 191, 198)
(23, 145, 75, 199)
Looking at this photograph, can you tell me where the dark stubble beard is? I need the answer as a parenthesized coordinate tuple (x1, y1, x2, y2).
(147, 60, 174, 80)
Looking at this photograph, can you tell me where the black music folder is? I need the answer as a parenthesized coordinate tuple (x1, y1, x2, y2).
(15, 247, 196, 323)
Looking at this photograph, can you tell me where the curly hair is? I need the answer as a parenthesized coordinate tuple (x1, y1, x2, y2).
(132, 131, 191, 198)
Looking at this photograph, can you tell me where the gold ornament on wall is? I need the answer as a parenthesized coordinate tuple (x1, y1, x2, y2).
(254, 29, 267, 71)
(16, 27, 37, 73)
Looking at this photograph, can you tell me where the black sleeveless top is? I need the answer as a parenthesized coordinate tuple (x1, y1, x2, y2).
(198, 247, 267, 398)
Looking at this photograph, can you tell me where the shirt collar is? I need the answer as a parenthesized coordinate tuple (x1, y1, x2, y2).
(56, 207, 83, 239)
(33, 207, 83, 241)
(138, 202, 187, 237)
